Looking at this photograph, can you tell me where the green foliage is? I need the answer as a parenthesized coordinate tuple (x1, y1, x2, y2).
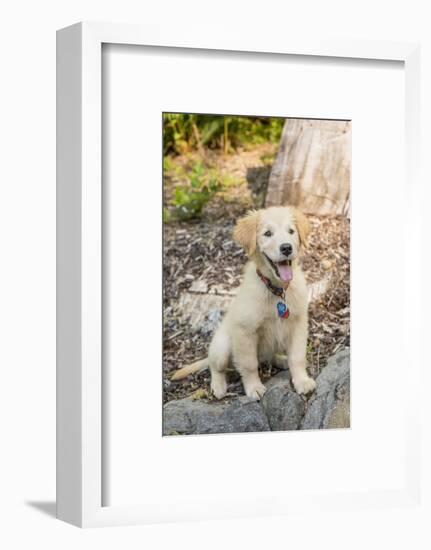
(170, 162, 221, 220)
(163, 113, 284, 155)
(163, 207, 172, 223)
(163, 156, 174, 173)
(163, 113, 283, 221)
(260, 151, 276, 165)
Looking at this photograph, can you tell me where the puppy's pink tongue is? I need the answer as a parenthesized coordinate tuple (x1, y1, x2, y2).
(278, 264, 293, 282)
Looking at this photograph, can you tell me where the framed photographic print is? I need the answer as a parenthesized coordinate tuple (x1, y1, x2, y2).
(57, 22, 422, 527)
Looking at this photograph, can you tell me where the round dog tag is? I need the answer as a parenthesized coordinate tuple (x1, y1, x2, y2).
(277, 302, 290, 319)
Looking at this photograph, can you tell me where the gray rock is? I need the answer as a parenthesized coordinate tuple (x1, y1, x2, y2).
(265, 369, 292, 389)
(301, 348, 350, 430)
(164, 349, 350, 435)
(200, 308, 223, 337)
(177, 292, 232, 333)
(163, 396, 270, 435)
(262, 371, 305, 431)
(326, 384, 350, 429)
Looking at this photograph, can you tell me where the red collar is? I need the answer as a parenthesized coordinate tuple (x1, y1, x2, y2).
(256, 269, 287, 299)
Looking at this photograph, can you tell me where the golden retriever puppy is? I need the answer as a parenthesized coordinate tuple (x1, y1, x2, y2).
(171, 206, 316, 400)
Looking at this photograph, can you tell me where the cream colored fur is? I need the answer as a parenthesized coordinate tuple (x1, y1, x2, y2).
(171, 206, 316, 400)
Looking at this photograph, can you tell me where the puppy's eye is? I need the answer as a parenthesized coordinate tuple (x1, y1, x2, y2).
(288, 228, 295, 235)
(264, 230, 272, 237)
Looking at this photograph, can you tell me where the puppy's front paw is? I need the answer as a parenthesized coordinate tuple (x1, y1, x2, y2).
(211, 377, 227, 400)
(244, 381, 267, 401)
(292, 375, 316, 395)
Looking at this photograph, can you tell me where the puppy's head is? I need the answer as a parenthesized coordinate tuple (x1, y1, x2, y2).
(233, 206, 310, 284)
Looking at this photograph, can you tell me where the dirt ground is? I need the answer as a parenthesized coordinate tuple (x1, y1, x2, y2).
(163, 145, 350, 403)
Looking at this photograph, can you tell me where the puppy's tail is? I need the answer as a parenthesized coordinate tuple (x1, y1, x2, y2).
(170, 358, 209, 381)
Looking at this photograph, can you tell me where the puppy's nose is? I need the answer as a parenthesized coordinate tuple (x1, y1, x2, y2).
(280, 243, 292, 256)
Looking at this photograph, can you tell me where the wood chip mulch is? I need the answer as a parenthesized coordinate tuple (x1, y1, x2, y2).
(163, 214, 350, 404)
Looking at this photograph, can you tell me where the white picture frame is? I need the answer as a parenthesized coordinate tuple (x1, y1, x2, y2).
(56, 21, 422, 527)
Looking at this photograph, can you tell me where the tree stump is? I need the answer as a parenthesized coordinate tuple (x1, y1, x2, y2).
(265, 119, 351, 216)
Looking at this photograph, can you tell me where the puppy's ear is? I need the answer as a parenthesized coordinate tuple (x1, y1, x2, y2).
(291, 207, 310, 248)
(233, 210, 259, 256)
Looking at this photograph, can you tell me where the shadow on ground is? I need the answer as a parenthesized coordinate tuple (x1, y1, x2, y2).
(246, 165, 271, 207)
(26, 501, 56, 518)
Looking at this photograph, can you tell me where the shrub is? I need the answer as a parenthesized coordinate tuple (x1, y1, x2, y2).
(170, 162, 221, 220)
(163, 113, 284, 155)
